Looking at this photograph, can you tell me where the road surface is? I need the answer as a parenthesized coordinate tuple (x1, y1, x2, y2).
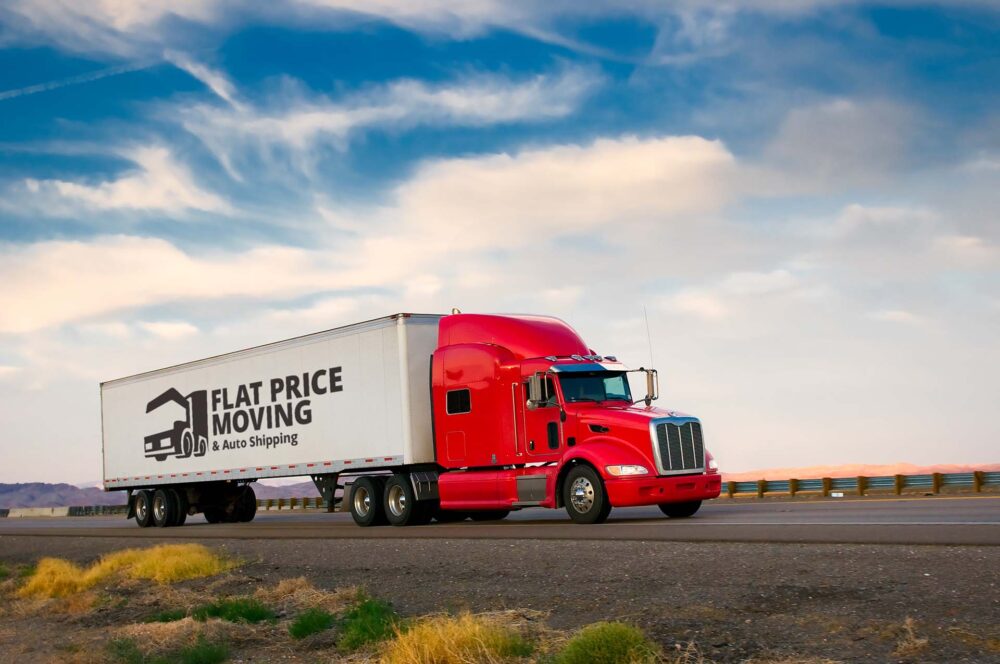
(1, 495, 997, 545)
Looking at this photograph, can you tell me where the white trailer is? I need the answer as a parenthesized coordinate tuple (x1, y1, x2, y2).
(100, 314, 441, 527)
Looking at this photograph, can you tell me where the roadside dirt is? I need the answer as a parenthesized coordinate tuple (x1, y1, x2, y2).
(1, 536, 997, 662)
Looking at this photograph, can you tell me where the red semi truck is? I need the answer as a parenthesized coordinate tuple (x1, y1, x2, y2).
(101, 313, 721, 527)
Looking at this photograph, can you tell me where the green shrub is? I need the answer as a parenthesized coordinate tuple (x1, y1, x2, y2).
(145, 608, 188, 623)
(0, 563, 9, 581)
(192, 597, 275, 624)
(289, 607, 335, 639)
(177, 636, 229, 664)
(338, 596, 400, 651)
(556, 622, 660, 664)
(107, 638, 146, 664)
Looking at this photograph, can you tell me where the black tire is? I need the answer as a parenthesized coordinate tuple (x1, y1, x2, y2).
(469, 510, 510, 521)
(563, 465, 612, 524)
(179, 431, 193, 459)
(350, 476, 388, 527)
(203, 507, 224, 523)
(383, 474, 429, 527)
(152, 488, 175, 528)
(154, 455, 167, 462)
(235, 486, 257, 523)
(134, 490, 153, 528)
(658, 500, 702, 518)
(433, 509, 468, 523)
(168, 488, 188, 527)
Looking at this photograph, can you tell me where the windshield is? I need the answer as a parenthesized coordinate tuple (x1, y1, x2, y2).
(558, 371, 632, 403)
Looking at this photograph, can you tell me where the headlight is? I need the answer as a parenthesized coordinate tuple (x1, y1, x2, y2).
(706, 450, 718, 472)
(605, 465, 649, 476)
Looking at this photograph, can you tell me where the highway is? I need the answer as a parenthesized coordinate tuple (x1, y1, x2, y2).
(1, 495, 998, 545)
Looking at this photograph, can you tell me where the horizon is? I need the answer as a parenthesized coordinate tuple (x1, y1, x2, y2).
(1, 3, 998, 484)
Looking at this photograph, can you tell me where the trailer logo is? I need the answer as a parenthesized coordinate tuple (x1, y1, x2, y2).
(143, 368, 343, 462)
(144, 389, 209, 462)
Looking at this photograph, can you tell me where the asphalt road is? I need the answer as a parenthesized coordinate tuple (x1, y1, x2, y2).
(1, 495, 998, 545)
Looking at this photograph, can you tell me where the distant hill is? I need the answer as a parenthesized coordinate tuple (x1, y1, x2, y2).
(0, 480, 320, 508)
(721, 462, 1000, 482)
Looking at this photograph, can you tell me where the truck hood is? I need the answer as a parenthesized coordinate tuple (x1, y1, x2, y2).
(568, 402, 695, 428)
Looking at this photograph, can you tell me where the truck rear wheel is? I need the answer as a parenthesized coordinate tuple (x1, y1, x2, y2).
(383, 474, 432, 526)
(658, 500, 702, 518)
(563, 465, 612, 524)
(134, 490, 153, 528)
(203, 507, 224, 523)
(152, 489, 176, 528)
(350, 476, 388, 527)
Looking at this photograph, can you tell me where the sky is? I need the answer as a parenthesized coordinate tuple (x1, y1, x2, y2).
(0, 1, 997, 485)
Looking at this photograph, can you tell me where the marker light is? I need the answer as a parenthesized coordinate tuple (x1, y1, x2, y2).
(605, 465, 649, 476)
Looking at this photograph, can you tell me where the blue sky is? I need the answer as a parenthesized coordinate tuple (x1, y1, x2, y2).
(0, 2, 998, 484)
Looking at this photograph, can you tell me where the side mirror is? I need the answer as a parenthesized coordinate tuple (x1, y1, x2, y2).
(527, 374, 543, 410)
(644, 369, 658, 407)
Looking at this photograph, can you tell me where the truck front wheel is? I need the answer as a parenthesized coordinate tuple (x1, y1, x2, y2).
(658, 500, 702, 518)
(134, 490, 153, 528)
(563, 465, 612, 524)
(350, 476, 387, 527)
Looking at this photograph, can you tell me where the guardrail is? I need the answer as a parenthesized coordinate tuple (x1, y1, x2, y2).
(723, 471, 1000, 498)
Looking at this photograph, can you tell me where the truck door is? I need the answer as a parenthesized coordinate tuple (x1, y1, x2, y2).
(521, 377, 562, 458)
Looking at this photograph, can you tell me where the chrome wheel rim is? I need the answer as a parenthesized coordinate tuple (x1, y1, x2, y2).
(136, 496, 148, 521)
(387, 484, 406, 517)
(570, 477, 595, 513)
(353, 486, 371, 517)
(153, 495, 166, 522)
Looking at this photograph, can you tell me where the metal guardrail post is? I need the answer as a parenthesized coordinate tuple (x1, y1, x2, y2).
(756, 480, 766, 498)
(857, 476, 867, 497)
(822, 477, 831, 497)
(789, 478, 798, 497)
(894, 474, 904, 495)
(726, 481, 736, 498)
(932, 473, 942, 494)
(973, 471, 983, 493)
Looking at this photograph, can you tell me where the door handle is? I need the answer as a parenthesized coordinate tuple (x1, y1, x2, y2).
(528, 440, 535, 451)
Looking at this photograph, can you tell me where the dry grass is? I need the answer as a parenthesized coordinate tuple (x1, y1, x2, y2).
(381, 611, 534, 664)
(742, 658, 844, 664)
(892, 617, 929, 657)
(17, 544, 235, 598)
(945, 626, 1000, 653)
(253, 576, 361, 614)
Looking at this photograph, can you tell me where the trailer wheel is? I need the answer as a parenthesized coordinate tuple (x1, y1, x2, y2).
(383, 474, 430, 526)
(203, 507, 224, 523)
(350, 476, 388, 527)
(234, 486, 257, 522)
(168, 488, 188, 527)
(658, 500, 702, 518)
(152, 489, 176, 528)
(134, 490, 153, 528)
(563, 465, 612, 524)
(469, 510, 509, 521)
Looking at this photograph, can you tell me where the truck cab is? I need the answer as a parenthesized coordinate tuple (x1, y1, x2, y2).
(430, 313, 721, 523)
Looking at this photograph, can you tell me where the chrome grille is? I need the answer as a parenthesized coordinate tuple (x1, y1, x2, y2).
(652, 420, 704, 474)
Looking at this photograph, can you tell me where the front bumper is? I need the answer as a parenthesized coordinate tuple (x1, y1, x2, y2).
(605, 472, 722, 507)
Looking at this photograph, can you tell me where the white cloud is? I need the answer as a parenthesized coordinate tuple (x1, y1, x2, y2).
(164, 50, 239, 106)
(177, 67, 601, 178)
(138, 320, 199, 339)
(21, 146, 232, 215)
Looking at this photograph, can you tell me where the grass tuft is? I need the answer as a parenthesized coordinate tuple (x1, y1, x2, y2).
(339, 595, 400, 651)
(107, 635, 228, 664)
(17, 544, 235, 598)
(892, 617, 929, 657)
(289, 607, 335, 639)
(0, 562, 9, 581)
(382, 612, 533, 663)
(192, 597, 276, 624)
(145, 608, 188, 623)
(556, 621, 660, 664)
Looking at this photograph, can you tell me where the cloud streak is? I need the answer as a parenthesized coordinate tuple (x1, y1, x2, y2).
(0, 60, 156, 102)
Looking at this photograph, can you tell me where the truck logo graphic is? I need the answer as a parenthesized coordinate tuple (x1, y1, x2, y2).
(144, 388, 209, 462)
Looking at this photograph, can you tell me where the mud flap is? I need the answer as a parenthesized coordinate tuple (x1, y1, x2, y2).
(126, 490, 136, 519)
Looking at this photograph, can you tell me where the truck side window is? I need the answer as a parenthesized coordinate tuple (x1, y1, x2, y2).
(525, 378, 558, 408)
(446, 388, 471, 414)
